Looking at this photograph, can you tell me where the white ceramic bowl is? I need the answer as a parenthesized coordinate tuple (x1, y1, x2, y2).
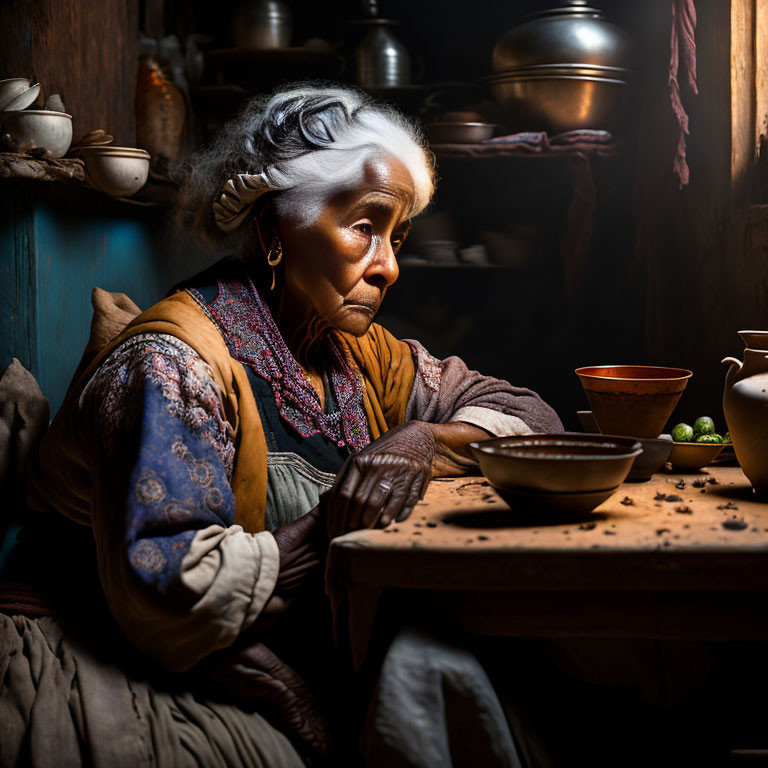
(0, 78, 32, 111)
(2, 110, 73, 158)
(80, 146, 150, 197)
(5, 83, 41, 112)
(420, 240, 459, 265)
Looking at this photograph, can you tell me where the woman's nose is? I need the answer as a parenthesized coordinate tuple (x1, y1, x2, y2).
(367, 239, 399, 287)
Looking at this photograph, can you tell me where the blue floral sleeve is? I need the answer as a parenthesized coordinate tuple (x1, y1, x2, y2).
(81, 333, 280, 672)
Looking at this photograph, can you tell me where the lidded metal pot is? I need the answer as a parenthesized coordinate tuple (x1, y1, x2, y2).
(493, 0, 631, 72)
(487, 0, 632, 132)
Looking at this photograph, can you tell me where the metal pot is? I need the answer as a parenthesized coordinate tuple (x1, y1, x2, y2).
(353, 20, 411, 88)
(231, 0, 292, 50)
(493, 0, 631, 73)
(485, 73, 626, 133)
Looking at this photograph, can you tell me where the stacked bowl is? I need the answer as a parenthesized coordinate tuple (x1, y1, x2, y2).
(486, 0, 631, 132)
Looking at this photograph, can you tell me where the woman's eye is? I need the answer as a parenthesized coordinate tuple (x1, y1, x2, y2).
(392, 233, 407, 252)
(355, 223, 373, 235)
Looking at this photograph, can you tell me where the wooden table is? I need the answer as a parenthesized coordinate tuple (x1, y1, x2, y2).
(325, 466, 768, 669)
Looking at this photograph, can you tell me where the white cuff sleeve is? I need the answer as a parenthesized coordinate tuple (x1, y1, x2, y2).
(451, 405, 533, 438)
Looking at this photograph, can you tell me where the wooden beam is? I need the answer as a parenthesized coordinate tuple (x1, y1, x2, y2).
(755, 0, 768, 153)
(731, 0, 757, 202)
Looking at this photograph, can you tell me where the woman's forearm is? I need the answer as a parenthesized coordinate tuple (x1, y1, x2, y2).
(424, 421, 493, 478)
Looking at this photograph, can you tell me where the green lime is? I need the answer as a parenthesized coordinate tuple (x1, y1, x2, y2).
(693, 416, 716, 436)
(671, 423, 694, 442)
(724, 432, 732, 444)
(694, 434, 719, 444)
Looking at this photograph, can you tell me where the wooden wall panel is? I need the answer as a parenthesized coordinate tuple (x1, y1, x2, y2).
(0, 0, 139, 146)
(633, 0, 768, 424)
(757, 0, 768, 150)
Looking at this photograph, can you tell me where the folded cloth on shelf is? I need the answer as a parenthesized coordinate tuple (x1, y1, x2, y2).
(432, 130, 615, 159)
(482, 131, 549, 151)
(548, 129, 613, 145)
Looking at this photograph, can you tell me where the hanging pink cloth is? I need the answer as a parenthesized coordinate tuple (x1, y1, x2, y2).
(669, 0, 698, 188)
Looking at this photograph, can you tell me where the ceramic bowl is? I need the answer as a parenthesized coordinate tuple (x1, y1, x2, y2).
(2, 109, 73, 158)
(0, 78, 33, 111)
(575, 365, 692, 439)
(458, 245, 489, 266)
(79, 146, 150, 197)
(420, 240, 459, 265)
(626, 435, 674, 481)
(576, 410, 672, 481)
(2, 82, 40, 112)
(427, 122, 495, 144)
(480, 230, 530, 268)
(577, 410, 600, 433)
(469, 433, 641, 514)
(738, 330, 768, 350)
(669, 442, 726, 471)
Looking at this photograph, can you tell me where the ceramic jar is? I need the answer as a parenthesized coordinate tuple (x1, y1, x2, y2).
(136, 58, 186, 163)
(723, 333, 768, 495)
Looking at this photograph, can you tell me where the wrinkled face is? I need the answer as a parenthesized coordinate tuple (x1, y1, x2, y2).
(278, 154, 414, 337)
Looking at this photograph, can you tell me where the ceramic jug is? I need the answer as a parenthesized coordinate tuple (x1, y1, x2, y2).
(722, 336, 768, 495)
(136, 57, 186, 163)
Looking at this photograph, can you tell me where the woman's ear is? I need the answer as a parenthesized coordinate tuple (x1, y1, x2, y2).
(251, 195, 280, 255)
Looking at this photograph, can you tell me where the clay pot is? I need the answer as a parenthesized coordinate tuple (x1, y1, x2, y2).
(723, 345, 768, 495)
(575, 365, 692, 439)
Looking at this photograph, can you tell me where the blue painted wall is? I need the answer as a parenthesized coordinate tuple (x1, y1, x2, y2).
(0, 179, 218, 569)
(0, 180, 214, 414)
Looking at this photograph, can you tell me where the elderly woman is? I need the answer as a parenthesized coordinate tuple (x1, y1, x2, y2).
(6, 84, 562, 766)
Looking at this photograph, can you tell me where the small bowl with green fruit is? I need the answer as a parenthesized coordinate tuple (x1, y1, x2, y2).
(669, 417, 731, 471)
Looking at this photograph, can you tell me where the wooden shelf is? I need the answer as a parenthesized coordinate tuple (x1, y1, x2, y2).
(0, 151, 178, 208)
(0, 153, 85, 183)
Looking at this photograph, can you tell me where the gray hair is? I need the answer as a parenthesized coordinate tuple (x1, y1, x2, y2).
(175, 82, 436, 248)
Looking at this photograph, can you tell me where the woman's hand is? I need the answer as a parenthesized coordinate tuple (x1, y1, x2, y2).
(322, 421, 436, 539)
(258, 506, 326, 624)
(273, 505, 326, 594)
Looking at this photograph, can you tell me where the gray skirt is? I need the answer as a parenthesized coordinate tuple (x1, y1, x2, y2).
(0, 614, 305, 768)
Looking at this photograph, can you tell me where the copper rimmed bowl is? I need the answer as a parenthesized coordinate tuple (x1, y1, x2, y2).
(469, 433, 642, 515)
(575, 365, 693, 439)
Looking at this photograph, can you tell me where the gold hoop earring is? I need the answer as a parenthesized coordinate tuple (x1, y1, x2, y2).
(267, 240, 283, 291)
